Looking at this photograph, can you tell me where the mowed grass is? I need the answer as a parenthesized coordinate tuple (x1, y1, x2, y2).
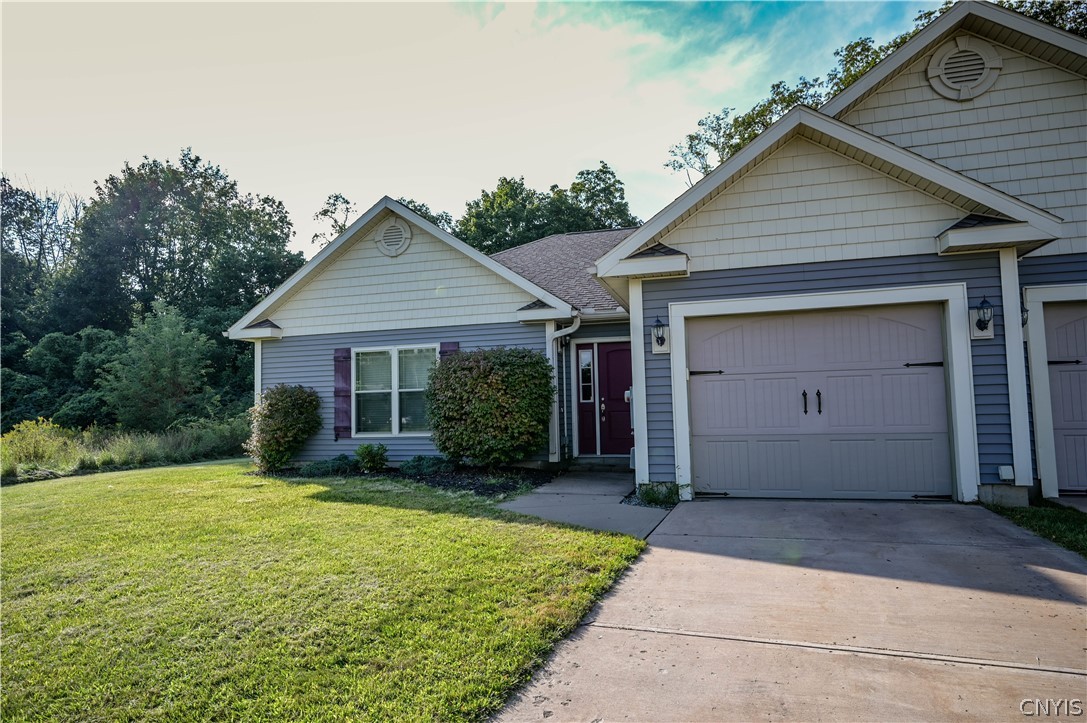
(985, 499, 1087, 559)
(1, 461, 644, 721)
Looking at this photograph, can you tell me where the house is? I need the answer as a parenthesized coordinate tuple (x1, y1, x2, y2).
(229, 2, 1086, 505)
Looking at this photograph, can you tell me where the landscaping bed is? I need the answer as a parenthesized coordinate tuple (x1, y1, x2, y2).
(1, 460, 643, 721)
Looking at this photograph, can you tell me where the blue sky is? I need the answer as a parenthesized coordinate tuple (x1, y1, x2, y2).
(3, 1, 939, 255)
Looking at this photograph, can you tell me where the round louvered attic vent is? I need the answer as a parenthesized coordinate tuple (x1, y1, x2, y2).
(375, 218, 412, 257)
(927, 36, 1002, 101)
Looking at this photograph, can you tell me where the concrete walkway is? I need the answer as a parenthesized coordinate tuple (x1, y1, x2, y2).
(497, 473, 669, 539)
(499, 499, 1087, 721)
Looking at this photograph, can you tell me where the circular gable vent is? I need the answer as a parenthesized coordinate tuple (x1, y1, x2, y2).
(927, 36, 1002, 101)
(376, 218, 411, 257)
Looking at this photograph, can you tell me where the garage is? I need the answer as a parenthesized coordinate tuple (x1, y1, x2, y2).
(687, 304, 953, 499)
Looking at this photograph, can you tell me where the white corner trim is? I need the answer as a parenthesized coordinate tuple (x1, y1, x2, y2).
(999, 250, 1032, 486)
(629, 279, 650, 485)
(667, 283, 980, 503)
(227, 196, 572, 338)
(1024, 283, 1087, 498)
(253, 340, 262, 403)
(544, 320, 560, 463)
(821, 2, 1087, 117)
(595, 107, 1061, 276)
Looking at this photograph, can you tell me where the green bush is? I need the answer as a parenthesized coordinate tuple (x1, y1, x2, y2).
(299, 454, 357, 478)
(1, 419, 78, 469)
(425, 348, 553, 466)
(355, 444, 388, 473)
(244, 385, 322, 473)
(399, 455, 454, 476)
(638, 482, 679, 507)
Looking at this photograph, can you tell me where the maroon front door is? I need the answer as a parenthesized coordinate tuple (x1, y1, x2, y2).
(575, 342, 634, 456)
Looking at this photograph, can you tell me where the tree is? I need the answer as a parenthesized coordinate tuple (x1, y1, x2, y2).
(99, 303, 214, 432)
(455, 163, 641, 253)
(396, 197, 454, 233)
(667, 0, 1087, 180)
(51, 149, 304, 334)
(311, 193, 357, 246)
(1, 178, 81, 349)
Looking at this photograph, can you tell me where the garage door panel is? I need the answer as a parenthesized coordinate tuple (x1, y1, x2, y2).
(688, 303, 952, 499)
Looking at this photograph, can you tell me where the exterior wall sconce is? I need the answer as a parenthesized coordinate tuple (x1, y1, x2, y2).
(969, 296, 995, 340)
(975, 297, 994, 331)
(651, 316, 670, 354)
(1021, 306, 1029, 327)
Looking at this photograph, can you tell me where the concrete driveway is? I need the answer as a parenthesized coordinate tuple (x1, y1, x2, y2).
(499, 500, 1087, 721)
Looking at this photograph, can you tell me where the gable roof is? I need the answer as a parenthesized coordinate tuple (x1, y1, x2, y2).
(821, 1, 1087, 119)
(227, 197, 573, 339)
(492, 227, 637, 312)
(595, 105, 1063, 277)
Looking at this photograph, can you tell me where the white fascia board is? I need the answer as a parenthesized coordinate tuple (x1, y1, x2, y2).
(601, 254, 690, 279)
(938, 222, 1056, 254)
(596, 106, 1062, 275)
(227, 196, 572, 337)
(228, 326, 284, 341)
(517, 308, 574, 322)
(821, 2, 1087, 118)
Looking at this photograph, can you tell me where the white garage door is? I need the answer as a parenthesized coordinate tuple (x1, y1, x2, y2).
(688, 304, 952, 499)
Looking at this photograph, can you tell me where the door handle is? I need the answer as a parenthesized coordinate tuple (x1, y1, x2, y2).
(600, 401, 606, 421)
(816, 389, 822, 415)
(802, 390, 808, 415)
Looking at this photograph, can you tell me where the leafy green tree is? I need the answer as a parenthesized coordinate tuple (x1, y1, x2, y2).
(99, 303, 214, 432)
(396, 197, 454, 233)
(311, 193, 357, 246)
(51, 149, 304, 333)
(455, 163, 640, 253)
(667, 0, 1087, 180)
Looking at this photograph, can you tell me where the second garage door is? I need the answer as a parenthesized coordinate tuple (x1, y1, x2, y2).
(688, 304, 952, 499)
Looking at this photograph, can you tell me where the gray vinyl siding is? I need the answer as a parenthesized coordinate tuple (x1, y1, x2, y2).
(641, 253, 1010, 485)
(559, 321, 632, 457)
(261, 322, 546, 462)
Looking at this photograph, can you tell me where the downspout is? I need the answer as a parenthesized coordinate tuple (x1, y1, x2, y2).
(546, 314, 582, 462)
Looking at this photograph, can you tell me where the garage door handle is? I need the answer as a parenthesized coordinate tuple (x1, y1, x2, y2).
(816, 389, 822, 415)
(1048, 359, 1082, 365)
(802, 390, 808, 415)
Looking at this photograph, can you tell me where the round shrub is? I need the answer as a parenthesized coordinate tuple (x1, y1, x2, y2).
(244, 384, 322, 473)
(425, 348, 553, 467)
(355, 443, 388, 473)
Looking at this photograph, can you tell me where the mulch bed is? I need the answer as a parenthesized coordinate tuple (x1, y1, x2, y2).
(399, 467, 553, 497)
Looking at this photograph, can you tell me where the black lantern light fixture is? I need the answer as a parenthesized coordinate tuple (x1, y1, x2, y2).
(975, 296, 994, 331)
(651, 316, 668, 347)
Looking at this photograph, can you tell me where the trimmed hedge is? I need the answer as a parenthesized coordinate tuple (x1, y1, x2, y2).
(425, 348, 553, 467)
(244, 385, 322, 473)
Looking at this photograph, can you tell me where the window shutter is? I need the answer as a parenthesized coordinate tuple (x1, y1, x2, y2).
(439, 342, 460, 359)
(333, 348, 352, 440)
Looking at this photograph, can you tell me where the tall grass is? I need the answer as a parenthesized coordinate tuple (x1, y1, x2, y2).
(1, 417, 250, 483)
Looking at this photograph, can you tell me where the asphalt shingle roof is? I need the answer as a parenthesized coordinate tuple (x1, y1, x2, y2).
(491, 227, 638, 311)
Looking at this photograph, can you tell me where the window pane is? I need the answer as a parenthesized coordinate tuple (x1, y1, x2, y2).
(356, 352, 391, 391)
(579, 349, 593, 402)
(355, 393, 392, 433)
(398, 348, 436, 390)
(399, 391, 429, 432)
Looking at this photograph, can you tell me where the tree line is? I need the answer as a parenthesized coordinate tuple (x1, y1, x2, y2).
(1, 157, 640, 434)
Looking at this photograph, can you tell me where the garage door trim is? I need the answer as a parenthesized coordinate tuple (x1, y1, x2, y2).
(1024, 283, 1087, 499)
(669, 283, 979, 502)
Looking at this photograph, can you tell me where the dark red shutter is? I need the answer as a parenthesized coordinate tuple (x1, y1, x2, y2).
(439, 342, 460, 358)
(333, 348, 352, 440)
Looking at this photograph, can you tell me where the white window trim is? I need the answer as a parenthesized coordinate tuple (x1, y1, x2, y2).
(1023, 283, 1087, 499)
(666, 283, 980, 502)
(351, 344, 439, 438)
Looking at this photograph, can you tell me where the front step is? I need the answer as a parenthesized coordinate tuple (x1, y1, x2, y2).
(569, 456, 633, 474)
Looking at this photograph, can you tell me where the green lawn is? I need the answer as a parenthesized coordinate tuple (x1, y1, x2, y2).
(1, 461, 644, 721)
(985, 499, 1087, 559)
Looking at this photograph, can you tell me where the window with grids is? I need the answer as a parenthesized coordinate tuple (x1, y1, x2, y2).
(353, 347, 437, 434)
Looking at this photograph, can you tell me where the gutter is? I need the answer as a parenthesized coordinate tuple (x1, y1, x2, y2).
(545, 314, 583, 462)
